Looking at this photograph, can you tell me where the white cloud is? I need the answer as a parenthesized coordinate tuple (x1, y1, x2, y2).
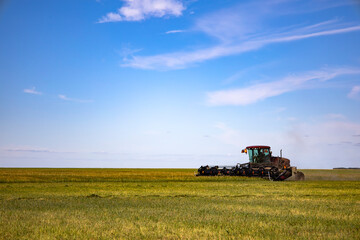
(193, 1, 269, 43)
(165, 29, 185, 34)
(98, 0, 185, 23)
(58, 94, 93, 103)
(196, 1, 356, 43)
(122, 24, 360, 70)
(267, 25, 360, 43)
(23, 87, 42, 95)
(119, 0, 360, 70)
(207, 67, 360, 106)
(99, 12, 123, 22)
(348, 85, 360, 100)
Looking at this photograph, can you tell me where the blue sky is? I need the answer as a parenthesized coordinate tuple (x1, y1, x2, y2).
(1, 0, 360, 168)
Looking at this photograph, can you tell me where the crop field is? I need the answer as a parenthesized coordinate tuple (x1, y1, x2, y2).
(0, 168, 359, 239)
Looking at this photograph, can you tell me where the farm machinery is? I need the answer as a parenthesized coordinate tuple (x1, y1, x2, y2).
(197, 145, 304, 181)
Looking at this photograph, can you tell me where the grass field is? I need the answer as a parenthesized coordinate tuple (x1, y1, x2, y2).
(0, 168, 359, 239)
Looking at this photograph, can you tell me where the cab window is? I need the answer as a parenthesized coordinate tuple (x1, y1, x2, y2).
(261, 148, 270, 156)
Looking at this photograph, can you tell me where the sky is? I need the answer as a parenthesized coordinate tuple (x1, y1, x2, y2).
(0, 0, 360, 169)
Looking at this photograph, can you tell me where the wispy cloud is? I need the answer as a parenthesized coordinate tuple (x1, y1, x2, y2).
(222, 61, 279, 85)
(122, 24, 360, 70)
(58, 94, 93, 103)
(275, 107, 287, 113)
(348, 85, 360, 100)
(98, 0, 185, 23)
(4, 147, 52, 153)
(207, 67, 360, 106)
(1, 146, 79, 154)
(165, 29, 185, 34)
(325, 113, 346, 120)
(193, 1, 355, 42)
(23, 87, 42, 95)
(120, 0, 360, 70)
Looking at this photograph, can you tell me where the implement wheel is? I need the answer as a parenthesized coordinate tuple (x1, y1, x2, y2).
(258, 167, 265, 177)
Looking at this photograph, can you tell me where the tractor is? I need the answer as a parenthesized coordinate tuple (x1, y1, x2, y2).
(197, 145, 304, 181)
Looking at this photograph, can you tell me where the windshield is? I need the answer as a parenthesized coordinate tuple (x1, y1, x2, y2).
(248, 149, 258, 163)
(248, 149, 253, 162)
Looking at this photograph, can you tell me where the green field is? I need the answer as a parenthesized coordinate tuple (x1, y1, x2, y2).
(0, 169, 359, 239)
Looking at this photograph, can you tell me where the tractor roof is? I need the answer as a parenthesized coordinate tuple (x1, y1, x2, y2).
(246, 145, 270, 149)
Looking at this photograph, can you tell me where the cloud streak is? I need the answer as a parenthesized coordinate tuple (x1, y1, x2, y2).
(23, 87, 42, 95)
(348, 85, 360, 100)
(118, 0, 360, 70)
(98, 0, 185, 23)
(4, 147, 52, 153)
(207, 68, 360, 106)
(122, 24, 360, 70)
(58, 94, 93, 103)
(165, 29, 185, 34)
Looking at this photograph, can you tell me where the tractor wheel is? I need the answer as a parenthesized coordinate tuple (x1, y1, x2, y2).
(295, 171, 305, 181)
(270, 167, 278, 180)
(258, 167, 265, 177)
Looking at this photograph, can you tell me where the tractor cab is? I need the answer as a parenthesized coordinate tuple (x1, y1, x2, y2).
(242, 145, 271, 163)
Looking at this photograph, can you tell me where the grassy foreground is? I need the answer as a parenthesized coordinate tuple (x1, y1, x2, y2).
(0, 169, 359, 239)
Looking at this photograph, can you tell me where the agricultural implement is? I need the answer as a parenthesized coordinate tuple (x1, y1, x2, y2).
(197, 145, 304, 181)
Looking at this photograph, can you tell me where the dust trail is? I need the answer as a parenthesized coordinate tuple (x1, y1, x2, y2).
(295, 169, 360, 181)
